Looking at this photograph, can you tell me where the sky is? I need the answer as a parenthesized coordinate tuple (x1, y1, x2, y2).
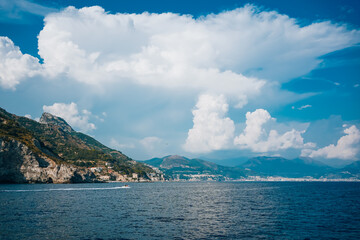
(0, 0, 359, 166)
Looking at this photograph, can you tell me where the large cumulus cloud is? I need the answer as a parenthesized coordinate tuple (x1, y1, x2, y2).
(234, 109, 315, 152)
(35, 5, 359, 101)
(301, 125, 360, 160)
(0, 37, 42, 89)
(184, 94, 235, 153)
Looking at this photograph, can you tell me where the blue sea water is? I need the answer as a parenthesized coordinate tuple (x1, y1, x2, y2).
(0, 182, 359, 240)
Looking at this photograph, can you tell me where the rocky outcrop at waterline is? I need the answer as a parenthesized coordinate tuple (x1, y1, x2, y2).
(0, 138, 97, 183)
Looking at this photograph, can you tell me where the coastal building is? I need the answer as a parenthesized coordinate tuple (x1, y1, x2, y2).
(90, 167, 103, 173)
(99, 175, 110, 181)
(132, 173, 139, 179)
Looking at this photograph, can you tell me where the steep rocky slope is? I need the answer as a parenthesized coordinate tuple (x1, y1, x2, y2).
(0, 139, 96, 183)
(0, 107, 162, 183)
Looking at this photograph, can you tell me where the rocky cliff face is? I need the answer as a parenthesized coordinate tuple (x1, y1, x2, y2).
(0, 138, 97, 183)
(39, 112, 74, 133)
(0, 107, 164, 183)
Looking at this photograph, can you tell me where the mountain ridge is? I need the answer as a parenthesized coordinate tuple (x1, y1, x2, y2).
(144, 155, 248, 181)
(239, 156, 334, 178)
(144, 155, 360, 180)
(39, 112, 75, 133)
(0, 107, 163, 183)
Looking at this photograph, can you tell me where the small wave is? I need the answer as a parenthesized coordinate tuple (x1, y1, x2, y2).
(0, 186, 130, 192)
(241, 187, 280, 191)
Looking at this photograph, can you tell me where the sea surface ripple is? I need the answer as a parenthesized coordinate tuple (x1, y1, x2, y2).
(0, 182, 359, 240)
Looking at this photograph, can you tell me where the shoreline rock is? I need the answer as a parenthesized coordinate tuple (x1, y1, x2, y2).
(0, 138, 98, 183)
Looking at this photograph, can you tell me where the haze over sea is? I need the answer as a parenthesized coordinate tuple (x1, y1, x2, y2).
(1, 182, 359, 240)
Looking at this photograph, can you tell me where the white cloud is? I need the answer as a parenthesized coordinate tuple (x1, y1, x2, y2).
(35, 5, 359, 105)
(0, 0, 56, 22)
(110, 138, 135, 150)
(42, 102, 96, 132)
(140, 136, 163, 151)
(2, 5, 360, 160)
(0, 37, 42, 89)
(298, 104, 312, 110)
(1, 5, 359, 101)
(184, 94, 235, 153)
(301, 125, 360, 160)
(24, 114, 40, 122)
(234, 109, 315, 152)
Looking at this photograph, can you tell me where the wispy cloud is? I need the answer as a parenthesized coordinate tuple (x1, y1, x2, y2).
(298, 105, 312, 110)
(140, 137, 163, 151)
(0, 0, 56, 23)
(292, 105, 312, 110)
(110, 138, 135, 150)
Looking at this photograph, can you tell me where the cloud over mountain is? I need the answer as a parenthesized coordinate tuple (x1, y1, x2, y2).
(43, 102, 96, 133)
(184, 94, 235, 153)
(184, 100, 315, 154)
(234, 109, 315, 152)
(302, 125, 360, 160)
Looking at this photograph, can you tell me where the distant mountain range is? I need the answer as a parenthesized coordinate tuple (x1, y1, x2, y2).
(240, 156, 333, 178)
(144, 155, 248, 181)
(144, 155, 360, 180)
(0, 107, 163, 183)
(323, 160, 360, 179)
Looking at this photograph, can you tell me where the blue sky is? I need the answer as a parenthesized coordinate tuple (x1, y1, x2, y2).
(0, 0, 359, 166)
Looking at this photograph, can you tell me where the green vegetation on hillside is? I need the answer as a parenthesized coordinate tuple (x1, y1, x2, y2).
(0, 107, 155, 178)
(145, 155, 247, 180)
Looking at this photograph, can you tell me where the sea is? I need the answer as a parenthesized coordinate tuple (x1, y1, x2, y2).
(0, 182, 359, 240)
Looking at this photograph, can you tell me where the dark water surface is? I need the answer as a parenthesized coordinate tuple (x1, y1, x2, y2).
(1, 182, 359, 240)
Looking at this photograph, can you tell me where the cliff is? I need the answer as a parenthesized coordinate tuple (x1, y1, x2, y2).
(39, 112, 75, 133)
(0, 107, 163, 183)
(0, 139, 96, 183)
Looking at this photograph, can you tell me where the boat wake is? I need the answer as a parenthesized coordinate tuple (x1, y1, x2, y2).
(0, 186, 131, 192)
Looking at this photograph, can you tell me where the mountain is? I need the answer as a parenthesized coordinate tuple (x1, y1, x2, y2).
(144, 155, 248, 180)
(240, 156, 334, 178)
(204, 157, 249, 167)
(341, 160, 360, 174)
(0, 107, 163, 183)
(323, 160, 360, 179)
